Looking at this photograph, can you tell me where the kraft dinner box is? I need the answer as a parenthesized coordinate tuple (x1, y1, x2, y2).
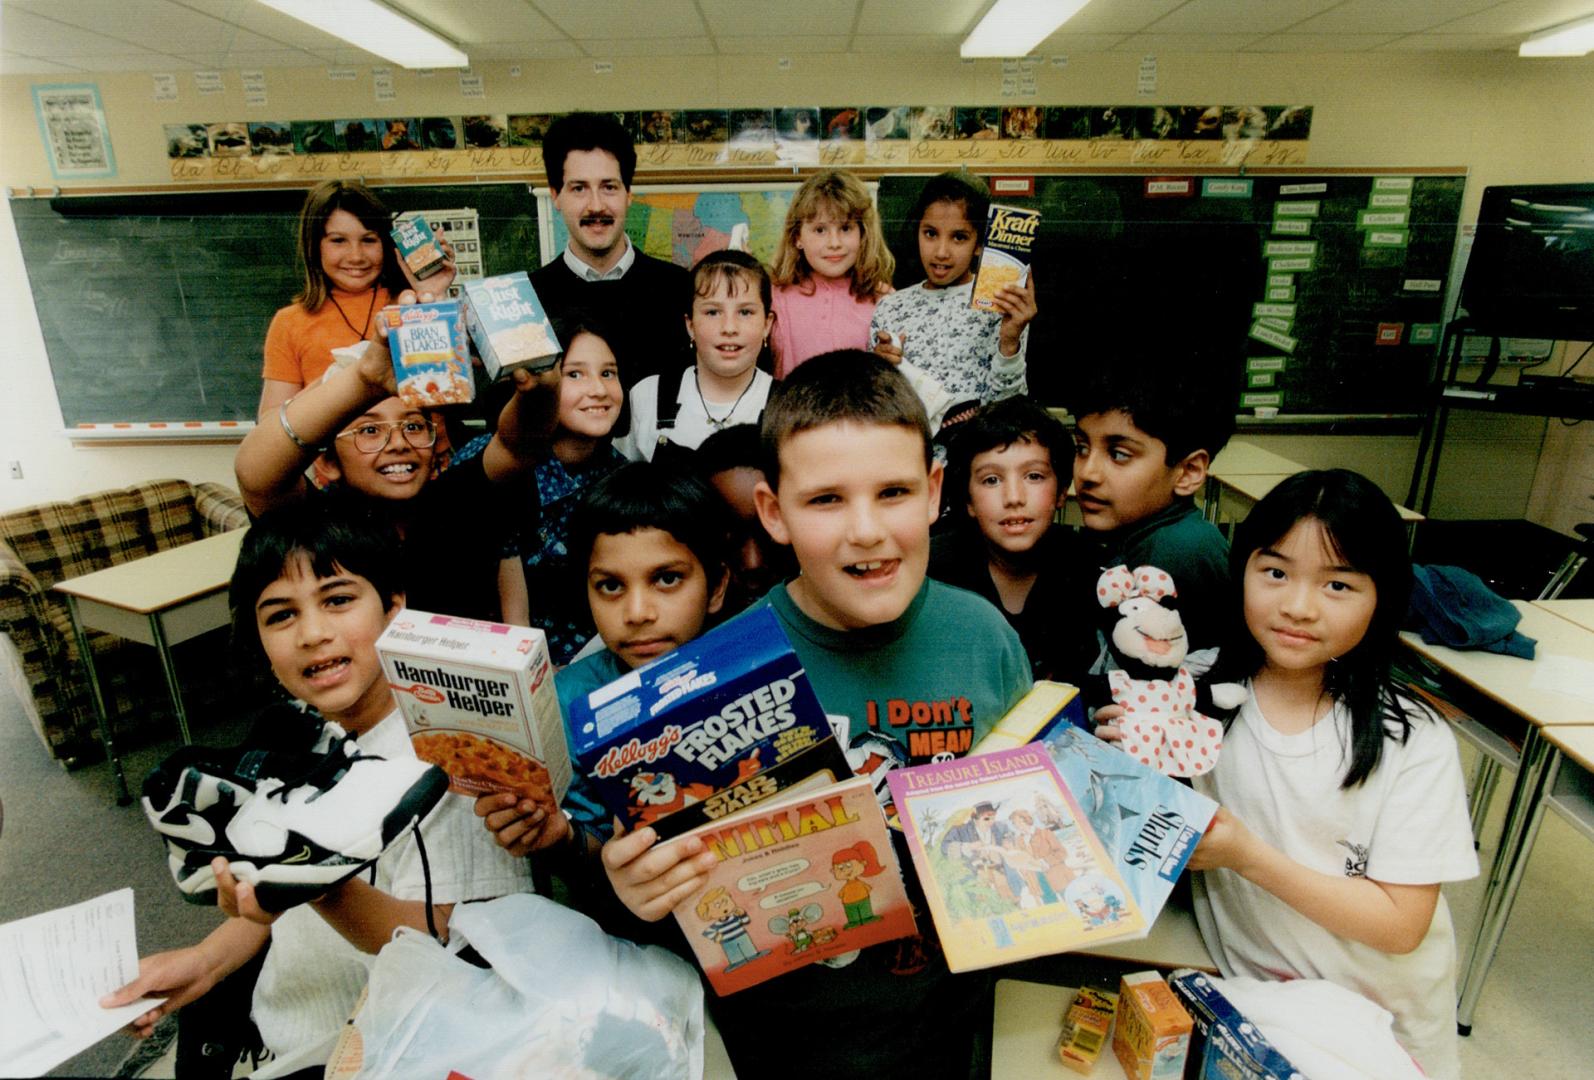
(377, 610, 570, 819)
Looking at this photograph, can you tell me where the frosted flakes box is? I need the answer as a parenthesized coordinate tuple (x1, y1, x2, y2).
(970, 204, 1040, 311)
(380, 300, 473, 408)
(377, 610, 570, 818)
(567, 607, 846, 839)
(461, 272, 562, 379)
(391, 213, 448, 280)
(1168, 970, 1307, 1080)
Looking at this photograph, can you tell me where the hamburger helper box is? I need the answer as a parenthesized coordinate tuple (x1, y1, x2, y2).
(377, 610, 571, 820)
(379, 300, 473, 408)
(391, 213, 448, 280)
(461, 272, 563, 379)
(970, 204, 1040, 311)
(566, 607, 849, 840)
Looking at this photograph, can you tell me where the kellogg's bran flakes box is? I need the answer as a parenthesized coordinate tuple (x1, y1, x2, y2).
(391, 213, 448, 280)
(377, 610, 570, 819)
(970, 203, 1040, 311)
(380, 300, 473, 408)
(461, 272, 562, 379)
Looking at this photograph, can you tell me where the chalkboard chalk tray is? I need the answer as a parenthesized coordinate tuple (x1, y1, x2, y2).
(875, 171, 1465, 419)
(12, 182, 538, 434)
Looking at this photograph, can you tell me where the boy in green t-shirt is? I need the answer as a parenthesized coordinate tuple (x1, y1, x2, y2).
(601, 351, 1031, 1079)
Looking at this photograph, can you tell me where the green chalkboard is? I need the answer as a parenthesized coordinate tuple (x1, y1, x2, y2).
(12, 182, 539, 428)
(875, 172, 1465, 416)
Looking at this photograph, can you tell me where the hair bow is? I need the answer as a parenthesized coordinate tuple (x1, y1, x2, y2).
(1096, 564, 1178, 609)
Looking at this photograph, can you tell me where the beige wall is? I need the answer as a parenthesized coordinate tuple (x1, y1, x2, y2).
(2, 50, 1592, 513)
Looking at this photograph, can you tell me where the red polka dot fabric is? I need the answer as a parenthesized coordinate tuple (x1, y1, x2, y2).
(1107, 668, 1224, 777)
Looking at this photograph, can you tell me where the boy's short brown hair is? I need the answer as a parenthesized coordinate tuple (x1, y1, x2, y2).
(759, 350, 931, 489)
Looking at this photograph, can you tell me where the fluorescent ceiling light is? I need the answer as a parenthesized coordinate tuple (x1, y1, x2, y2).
(1519, 14, 1594, 56)
(962, 0, 1095, 58)
(256, 0, 469, 68)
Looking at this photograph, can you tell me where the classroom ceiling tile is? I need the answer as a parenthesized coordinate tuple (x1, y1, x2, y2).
(1110, 33, 1271, 52)
(218, 2, 358, 50)
(1244, 33, 1405, 51)
(848, 34, 965, 54)
(714, 36, 854, 54)
(462, 40, 587, 60)
(1291, 0, 1505, 34)
(531, 0, 708, 39)
(0, 51, 86, 74)
(1031, 31, 1134, 52)
(56, 51, 197, 69)
(856, 0, 988, 36)
(0, 7, 153, 57)
(577, 37, 717, 57)
(1434, 0, 1594, 34)
(1146, 0, 1345, 35)
(211, 48, 327, 68)
(390, 0, 570, 47)
(1375, 32, 1523, 51)
(698, 0, 859, 38)
(1050, 0, 1188, 34)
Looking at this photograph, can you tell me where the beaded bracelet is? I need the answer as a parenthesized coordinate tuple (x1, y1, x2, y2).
(278, 400, 322, 453)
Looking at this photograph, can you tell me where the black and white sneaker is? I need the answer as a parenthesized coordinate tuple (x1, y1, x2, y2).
(141, 727, 449, 912)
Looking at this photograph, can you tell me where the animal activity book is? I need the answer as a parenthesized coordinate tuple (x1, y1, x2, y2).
(566, 607, 848, 840)
(1039, 723, 1217, 924)
(672, 774, 916, 996)
(887, 744, 1146, 973)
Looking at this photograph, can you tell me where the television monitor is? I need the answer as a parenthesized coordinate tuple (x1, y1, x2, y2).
(1459, 182, 1594, 341)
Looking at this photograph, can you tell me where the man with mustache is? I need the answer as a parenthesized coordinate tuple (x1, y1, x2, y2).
(530, 112, 689, 393)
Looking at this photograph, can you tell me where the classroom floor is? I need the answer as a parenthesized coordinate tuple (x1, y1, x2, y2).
(3, 681, 1590, 1078)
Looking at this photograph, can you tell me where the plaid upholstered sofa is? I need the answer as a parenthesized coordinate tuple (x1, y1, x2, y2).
(0, 479, 249, 764)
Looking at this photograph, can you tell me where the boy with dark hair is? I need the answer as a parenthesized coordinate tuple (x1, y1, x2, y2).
(930, 396, 1097, 683)
(1067, 352, 1235, 667)
(600, 350, 1031, 1078)
(694, 423, 794, 614)
(530, 111, 688, 390)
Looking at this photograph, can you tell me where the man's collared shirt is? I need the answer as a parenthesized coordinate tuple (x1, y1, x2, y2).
(561, 235, 636, 282)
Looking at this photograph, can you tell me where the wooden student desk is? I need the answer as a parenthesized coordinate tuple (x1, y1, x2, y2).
(1202, 440, 1307, 522)
(1400, 600, 1594, 1033)
(53, 529, 247, 805)
(1533, 597, 1594, 633)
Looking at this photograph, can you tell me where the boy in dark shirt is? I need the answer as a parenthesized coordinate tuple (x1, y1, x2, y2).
(929, 396, 1097, 684)
(1067, 356, 1235, 692)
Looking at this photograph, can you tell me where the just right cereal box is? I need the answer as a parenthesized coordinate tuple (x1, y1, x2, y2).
(380, 300, 473, 408)
(461, 272, 563, 379)
(970, 204, 1040, 311)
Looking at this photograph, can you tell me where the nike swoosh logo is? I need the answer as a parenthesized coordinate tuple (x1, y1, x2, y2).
(280, 847, 314, 864)
(158, 811, 216, 846)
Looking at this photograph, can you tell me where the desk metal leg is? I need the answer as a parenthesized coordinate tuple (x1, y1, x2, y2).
(148, 613, 192, 746)
(64, 595, 131, 806)
(1203, 477, 1218, 522)
(1468, 755, 1502, 845)
(1456, 729, 1561, 1034)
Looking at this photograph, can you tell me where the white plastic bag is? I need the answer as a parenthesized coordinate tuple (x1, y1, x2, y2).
(351, 893, 704, 1080)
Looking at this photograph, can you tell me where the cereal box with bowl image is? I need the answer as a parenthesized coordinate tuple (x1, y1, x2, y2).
(377, 610, 570, 818)
(566, 607, 848, 841)
(461, 272, 563, 379)
(391, 213, 449, 280)
(380, 300, 474, 408)
(970, 203, 1040, 312)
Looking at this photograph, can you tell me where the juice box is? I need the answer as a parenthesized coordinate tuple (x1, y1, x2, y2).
(971, 680, 1085, 754)
(391, 213, 448, 280)
(1113, 971, 1193, 1080)
(377, 610, 571, 819)
(970, 204, 1040, 311)
(566, 607, 845, 839)
(1058, 985, 1118, 1074)
(380, 300, 473, 408)
(1167, 969, 1306, 1080)
(461, 272, 563, 379)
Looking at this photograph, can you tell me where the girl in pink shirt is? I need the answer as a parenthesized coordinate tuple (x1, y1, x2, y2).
(769, 171, 895, 377)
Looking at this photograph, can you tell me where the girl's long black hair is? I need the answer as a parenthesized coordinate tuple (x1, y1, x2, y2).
(1221, 468, 1420, 789)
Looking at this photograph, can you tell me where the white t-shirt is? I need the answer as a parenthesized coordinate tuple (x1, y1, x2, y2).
(615, 368, 773, 461)
(251, 709, 533, 1061)
(1192, 692, 1478, 1080)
